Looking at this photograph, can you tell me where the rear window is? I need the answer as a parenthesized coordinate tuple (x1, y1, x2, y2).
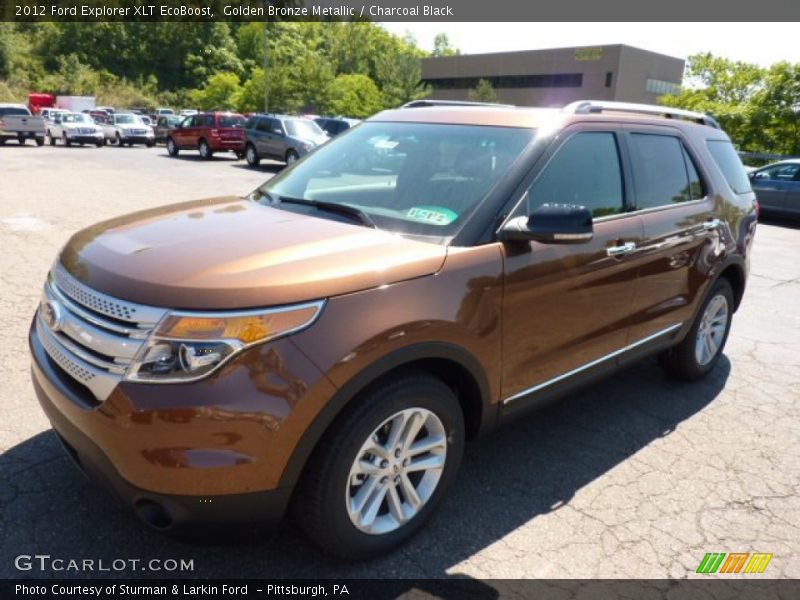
(0, 107, 30, 116)
(218, 115, 245, 128)
(706, 140, 752, 194)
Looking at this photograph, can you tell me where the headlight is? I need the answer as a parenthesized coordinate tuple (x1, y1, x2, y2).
(124, 301, 324, 383)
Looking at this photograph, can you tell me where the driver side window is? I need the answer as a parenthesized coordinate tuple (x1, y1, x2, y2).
(528, 132, 624, 218)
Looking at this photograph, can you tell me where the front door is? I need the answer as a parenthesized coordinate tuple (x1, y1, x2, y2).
(501, 127, 643, 404)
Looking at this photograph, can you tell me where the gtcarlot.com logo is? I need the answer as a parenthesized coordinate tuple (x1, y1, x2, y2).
(14, 554, 194, 573)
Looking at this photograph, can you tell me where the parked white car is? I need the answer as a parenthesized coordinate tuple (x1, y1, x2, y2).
(47, 112, 104, 147)
(179, 109, 198, 116)
(40, 108, 70, 123)
(99, 113, 155, 147)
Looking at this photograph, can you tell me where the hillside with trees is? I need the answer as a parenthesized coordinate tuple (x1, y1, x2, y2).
(660, 53, 800, 156)
(0, 22, 438, 117)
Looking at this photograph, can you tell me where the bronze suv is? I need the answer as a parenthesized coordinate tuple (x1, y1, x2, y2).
(30, 100, 757, 558)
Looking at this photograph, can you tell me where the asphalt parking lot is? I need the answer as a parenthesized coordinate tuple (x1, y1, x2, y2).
(0, 144, 798, 580)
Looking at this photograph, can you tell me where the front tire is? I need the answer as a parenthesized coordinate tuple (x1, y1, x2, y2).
(285, 149, 299, 165)
(295, 372, 464, 559)
(35, 137, 44, 147)
(660, 278, 734, 381)
(48, 131, 56, 146)
(245, 143, 260, 167)
(63, 133, 71, 147)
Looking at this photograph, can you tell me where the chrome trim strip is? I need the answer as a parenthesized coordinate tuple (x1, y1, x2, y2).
(502, 323, 684, 405)
(44, 285, 145, 361)
(52, 263, 167, 326)
(47, 279, 146, 337)
(36, 313, 122, 401)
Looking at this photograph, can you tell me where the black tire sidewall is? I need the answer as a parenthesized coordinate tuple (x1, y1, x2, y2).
(670, 278, 735, 380)
(301, 375, 464, 558)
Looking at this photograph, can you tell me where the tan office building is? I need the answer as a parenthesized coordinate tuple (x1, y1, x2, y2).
(421, 44, 684, 107)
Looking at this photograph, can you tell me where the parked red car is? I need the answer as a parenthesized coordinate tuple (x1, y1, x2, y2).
(166, 111, 246, 159)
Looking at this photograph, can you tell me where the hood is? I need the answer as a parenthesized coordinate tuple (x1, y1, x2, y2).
(64, 122, 99, 130)
(59, 196, 446, 310)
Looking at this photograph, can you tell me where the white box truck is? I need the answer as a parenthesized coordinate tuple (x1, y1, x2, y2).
(56, 96, 96, 113)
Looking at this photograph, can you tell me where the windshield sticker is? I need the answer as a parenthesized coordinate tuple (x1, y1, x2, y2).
(406, 206, 458, 226)
(374, 139, 399, 149)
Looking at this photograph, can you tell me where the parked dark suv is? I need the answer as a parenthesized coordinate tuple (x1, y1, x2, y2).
(166, 111, 246, 159)
(29, 100, 757, 559)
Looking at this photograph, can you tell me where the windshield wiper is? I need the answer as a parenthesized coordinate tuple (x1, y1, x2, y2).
(277, 195, 376, 229)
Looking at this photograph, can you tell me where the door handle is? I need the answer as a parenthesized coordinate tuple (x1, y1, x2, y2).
(702, 219, 721, 231)
(606, 241, 636, 257)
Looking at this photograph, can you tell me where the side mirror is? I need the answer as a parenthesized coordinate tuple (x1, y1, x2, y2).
(498, 203, 593, 244)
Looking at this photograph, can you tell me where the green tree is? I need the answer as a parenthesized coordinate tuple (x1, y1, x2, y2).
(328, 74, 383, 118)
(659, 53, 800, 155)
(468, 79, 498, 103)
(432, 33, 459, 57)
(189, 72, 242, 111)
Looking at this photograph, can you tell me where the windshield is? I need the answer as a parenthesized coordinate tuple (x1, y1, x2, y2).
(284, 118, 325, 139)
(256, 121, 534, 239)
(62, 113, 91, 124)
(219, 115, 246, 128)
(115, 114, 140, 124)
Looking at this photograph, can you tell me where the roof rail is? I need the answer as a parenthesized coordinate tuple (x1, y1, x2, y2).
(563, 100, 720, 129)
(401, 99, 515, 109)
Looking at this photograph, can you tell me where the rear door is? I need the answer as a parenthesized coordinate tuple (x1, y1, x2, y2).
(501, 125, 644, 405)
(622, 126, 716, 343)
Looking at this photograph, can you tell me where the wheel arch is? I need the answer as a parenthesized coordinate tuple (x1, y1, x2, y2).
(277, 342, 492, 490)
(717, 261, 746, 312)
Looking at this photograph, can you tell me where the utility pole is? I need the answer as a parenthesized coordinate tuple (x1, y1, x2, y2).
(264, 21, 269, 114)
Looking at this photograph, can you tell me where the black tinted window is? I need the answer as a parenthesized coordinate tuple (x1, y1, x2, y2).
(629, 134, 695, 208)
(219, 115, 245, 128)
(707, 140, 751, 194)
(529, 132, 624, 218)
(683, 146, 706, 200)
(0, 107, 29, 116)
(256, 118, 271, 132)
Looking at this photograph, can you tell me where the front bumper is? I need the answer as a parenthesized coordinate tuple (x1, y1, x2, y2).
(118, 135, 154, 145)
(28, 316, 334, 531)
(67, 134, 103, 144)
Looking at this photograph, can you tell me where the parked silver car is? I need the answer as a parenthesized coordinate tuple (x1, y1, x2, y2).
(243, 114, 329, 167)
(47, 112, 104, 147)
(99, 113, 155, 147)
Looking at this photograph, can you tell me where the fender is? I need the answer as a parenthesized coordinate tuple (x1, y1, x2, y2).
(277, 341, 494, 490)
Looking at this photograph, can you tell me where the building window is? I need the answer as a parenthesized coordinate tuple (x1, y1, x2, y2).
(422, 73, 583, 90)
(605, 72, 613, 88)
(645, 79, 681, 96)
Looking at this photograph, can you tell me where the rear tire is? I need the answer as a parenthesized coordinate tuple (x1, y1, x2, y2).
(294, 371, 464, 559)
(245, 143, 260, 167)
(35, 137, 44, 147)
(199, 139, 213, 159)
(167, 137, 179, 156)
(95, 141, 103, 148)
(146, 140, 155, 148)
(659, 278, 734, 381)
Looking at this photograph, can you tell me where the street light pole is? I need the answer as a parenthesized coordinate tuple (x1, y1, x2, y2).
(264, 21, 269, 114)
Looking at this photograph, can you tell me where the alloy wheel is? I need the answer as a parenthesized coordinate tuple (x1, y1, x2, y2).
(345, 408, 447, 535)
(695, 294, 729, 366)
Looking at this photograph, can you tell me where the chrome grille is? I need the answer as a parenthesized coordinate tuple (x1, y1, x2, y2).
(36, 265, 168, 402)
